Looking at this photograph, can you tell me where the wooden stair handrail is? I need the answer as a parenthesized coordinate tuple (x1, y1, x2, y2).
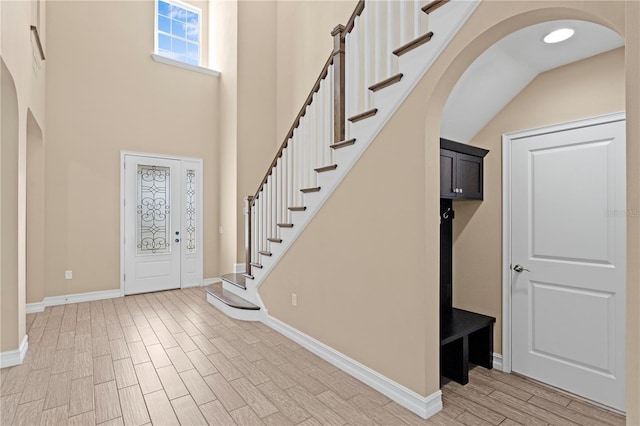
(250, 50, 335, 205)
(345, 0, 365, 34)
(244, 0, 454, 276)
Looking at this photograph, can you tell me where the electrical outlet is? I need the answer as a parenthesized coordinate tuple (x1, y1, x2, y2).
(291, 293, 297, 307)
(65, 270, 73, 280)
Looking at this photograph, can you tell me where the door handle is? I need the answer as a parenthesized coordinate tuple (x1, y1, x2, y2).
(513, 264, 531, 273)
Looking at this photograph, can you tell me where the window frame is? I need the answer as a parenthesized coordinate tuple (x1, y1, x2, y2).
(154, 0, 203, 67)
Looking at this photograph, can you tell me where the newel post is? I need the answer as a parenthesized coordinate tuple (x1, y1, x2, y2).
(331, 24, 346, 143)
(244, 196, 253, 276)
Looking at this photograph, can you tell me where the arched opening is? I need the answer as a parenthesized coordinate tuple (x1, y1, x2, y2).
(1, 59, 21, 353)
(430, 10, 627, 414)
(27, 109, 45, 305)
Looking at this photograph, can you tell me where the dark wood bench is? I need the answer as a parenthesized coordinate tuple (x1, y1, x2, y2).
(440, 307, 495, 385)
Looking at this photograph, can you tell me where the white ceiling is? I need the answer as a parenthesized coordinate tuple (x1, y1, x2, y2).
(440, 20, 624, 143)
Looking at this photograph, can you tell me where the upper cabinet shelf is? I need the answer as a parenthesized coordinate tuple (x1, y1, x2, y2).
(440, 138, 489, 200)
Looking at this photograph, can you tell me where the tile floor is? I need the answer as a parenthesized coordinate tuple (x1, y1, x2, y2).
(0, 287, 626, 425)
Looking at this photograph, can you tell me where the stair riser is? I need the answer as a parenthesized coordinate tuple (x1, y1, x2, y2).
(207, 294, 264, 321)
(221, 280, 262, 305)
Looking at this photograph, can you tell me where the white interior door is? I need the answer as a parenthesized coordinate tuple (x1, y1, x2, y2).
(510, 117, 626, 411)
(124, 155, 182, 295)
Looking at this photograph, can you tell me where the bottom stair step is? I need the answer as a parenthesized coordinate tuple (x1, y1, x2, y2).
(205, 283, 260, 310)
(221, 273, 246, 290)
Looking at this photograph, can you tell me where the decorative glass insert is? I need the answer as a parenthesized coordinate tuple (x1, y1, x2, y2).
(185, 169, 196, 253)
(137, 165, 171, 254)
(157, 0, 201, 65)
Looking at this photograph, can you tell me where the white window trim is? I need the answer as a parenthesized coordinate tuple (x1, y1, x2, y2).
(154, 0, 205, 68)
(151, 53, 220, 77)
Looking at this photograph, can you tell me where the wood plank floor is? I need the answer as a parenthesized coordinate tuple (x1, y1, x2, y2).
(0, 287, 626, 425)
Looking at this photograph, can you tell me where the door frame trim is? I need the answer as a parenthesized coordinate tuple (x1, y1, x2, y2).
(120, 151, 204, 296)
(501, 111, 626, 374)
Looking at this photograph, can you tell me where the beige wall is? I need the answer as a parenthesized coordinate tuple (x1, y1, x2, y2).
(625, 1, 640, 423)
(211, 0, 239, 272)
(261, 1, 638, 415)
(1, 59, 21, 352)
(216, 0, 356, 268)
(275, 0, 358, 141)
(1, 0, 46, 353)
(236, 1, 278, 262)
(453, 47, 626, 354)
(26, 110, 45, 305)
(44, 0, 219, 299)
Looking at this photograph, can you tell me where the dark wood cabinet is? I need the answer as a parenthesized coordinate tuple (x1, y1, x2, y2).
(440, 139, 488, 200)
(439, 139, 494, 386)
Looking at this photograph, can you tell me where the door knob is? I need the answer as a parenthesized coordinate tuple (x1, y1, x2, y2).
(513, 264, 531, 273)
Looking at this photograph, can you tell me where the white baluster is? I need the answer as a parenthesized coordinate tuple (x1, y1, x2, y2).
(399, 0, 411, 46)
(374, 0, 387, 83)
(419, 0, 429, 35)
(328, 69, 335, 160)
(413, 0, 421, 39)
(310, 97, 317, 187)
(287, 143, 293, 214)
(388, 0, 400, 75)
(362, 4, 373, 110)
(258, 193, 262, 252)
(281, 149, 287, 222)
(345, 29, 355, 129)
(319, 78, 327, 167)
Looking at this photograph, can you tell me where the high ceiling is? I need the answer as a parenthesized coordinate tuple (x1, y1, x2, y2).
(440, 20, 624, 143)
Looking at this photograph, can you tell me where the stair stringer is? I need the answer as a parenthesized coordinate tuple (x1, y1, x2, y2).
(224, 0, 481, 322)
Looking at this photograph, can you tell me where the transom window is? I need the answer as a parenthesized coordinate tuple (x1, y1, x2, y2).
(156, 0, 201, 66)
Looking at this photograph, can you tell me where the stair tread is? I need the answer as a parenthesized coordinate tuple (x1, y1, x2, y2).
(330, 138, 356, 150)
(348, 108, 378, 123)
(288, 206, 307, 212)
(277, 223, 294, 228)
(267, 237, 283, 243)
(315, 164, 338, 173)
(221, 273, 246, 290)
(422, 0, 449, 14)
(206, 283, 260, 310)
(368, 73, 403, 92)
(393, 31, 434, 57)
(301, 186, 321, 193)
(250, 262, 263, 269)
(259, 250, 273, 256)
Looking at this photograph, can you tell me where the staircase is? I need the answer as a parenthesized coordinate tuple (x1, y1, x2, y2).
(206, 0, 480, 320)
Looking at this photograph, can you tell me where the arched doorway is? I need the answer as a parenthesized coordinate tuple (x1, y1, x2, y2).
(1, 59, 21, 355)
(426, 6, 629, 414)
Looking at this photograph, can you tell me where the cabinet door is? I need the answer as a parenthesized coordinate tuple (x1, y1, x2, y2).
(456, 153, 483, 199)
(440, 149, 457, 198)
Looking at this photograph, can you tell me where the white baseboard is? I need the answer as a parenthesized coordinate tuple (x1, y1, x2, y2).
(0, 335, 28, 369)
(233, 263, 246, 274)
(26, 302, 45, 314)
(182, 278, 219, 289)
(26, 289, 123, 314)
(203, 277, 222, 286)
(493, 353, 503, 371)
(264, 315, 442, 419)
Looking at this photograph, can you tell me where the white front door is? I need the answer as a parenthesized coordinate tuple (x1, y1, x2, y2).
(509, 116, 626, 411)
(123, 154, 203, 295)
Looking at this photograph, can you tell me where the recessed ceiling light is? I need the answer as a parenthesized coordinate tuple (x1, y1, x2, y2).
(543, 28, 575, 44)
